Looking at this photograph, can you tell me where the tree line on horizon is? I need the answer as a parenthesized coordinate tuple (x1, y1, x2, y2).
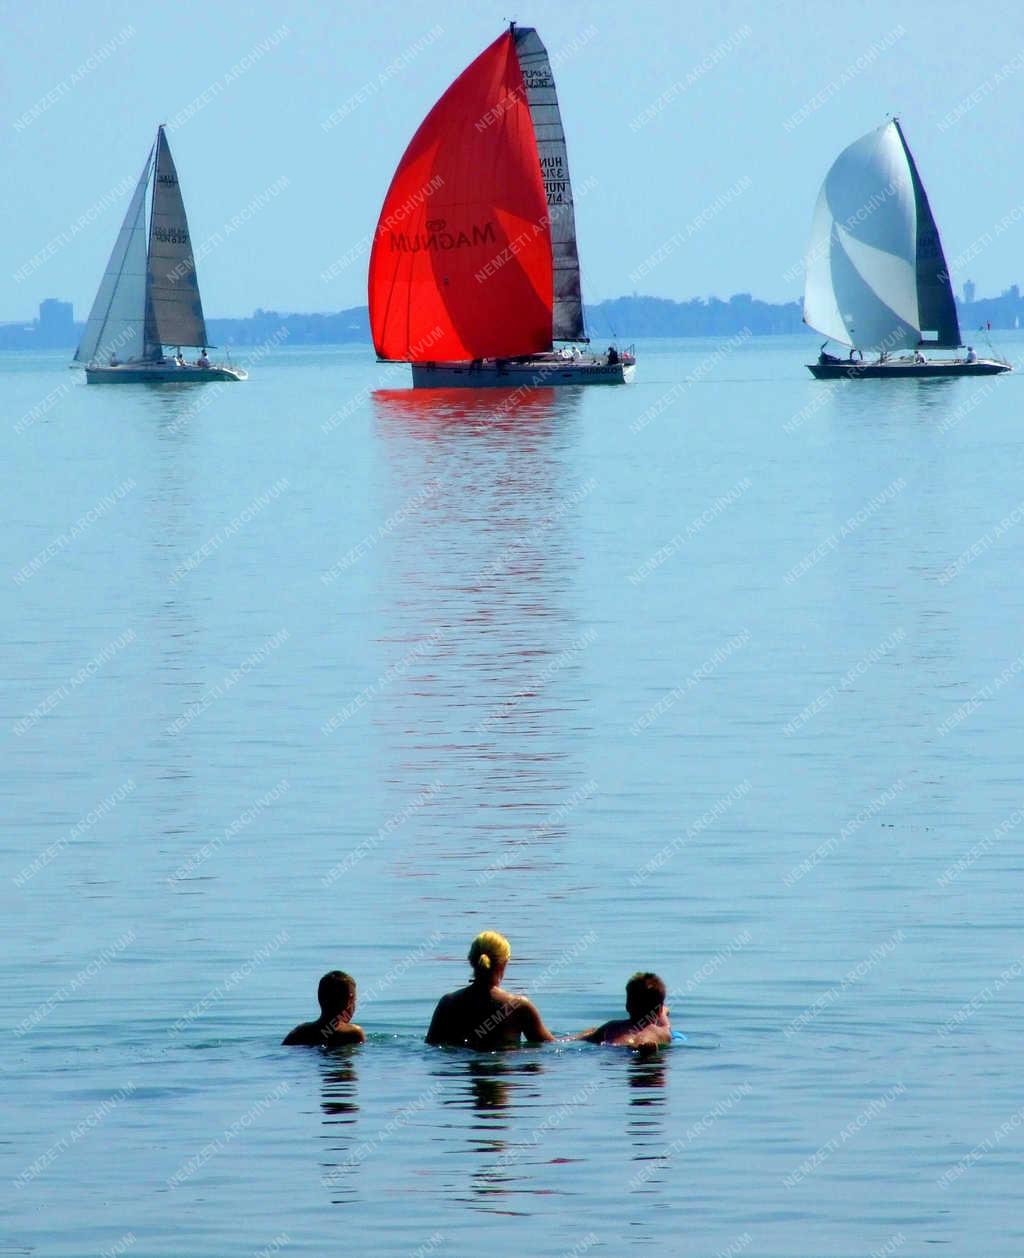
(4, 289, 1023, 350)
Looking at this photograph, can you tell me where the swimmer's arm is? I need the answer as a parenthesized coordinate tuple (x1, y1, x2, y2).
(573, 1025, 603, 1044)
(517, 997, 555, 1044)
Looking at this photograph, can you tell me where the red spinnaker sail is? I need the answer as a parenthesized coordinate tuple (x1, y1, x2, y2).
(368, 31, 553, 362)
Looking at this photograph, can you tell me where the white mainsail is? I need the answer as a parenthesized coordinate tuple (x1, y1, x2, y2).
(803, 120, 960, 353)
(513, 27, 586, 343)
(74, 147, 153, 364)
(145, 126, 208, 350)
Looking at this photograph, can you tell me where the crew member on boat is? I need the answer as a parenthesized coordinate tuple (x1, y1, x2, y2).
(966, 346, 977, 363)
(607, 345, 619, 365)
(197, 349, 210, 368)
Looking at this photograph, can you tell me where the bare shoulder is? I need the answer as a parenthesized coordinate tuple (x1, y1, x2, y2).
(426, 990, 457, 1044)
(282, 1020, 319, 1046)
(324, 1022, 365, 1047)
(606, 1024, 671, 1049)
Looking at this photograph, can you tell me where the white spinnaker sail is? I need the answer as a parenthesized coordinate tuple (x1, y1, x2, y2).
(513, 27, 586, 342)
(804, 122, 921, 353)
(74, 147, 153, 364)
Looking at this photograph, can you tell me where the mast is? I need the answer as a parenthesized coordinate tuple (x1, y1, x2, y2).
(143, 126, 160, 358)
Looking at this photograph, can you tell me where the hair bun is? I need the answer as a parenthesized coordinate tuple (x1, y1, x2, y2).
(479, 954, 491, 969)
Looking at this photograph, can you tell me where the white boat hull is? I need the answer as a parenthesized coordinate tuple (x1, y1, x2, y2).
(410, 355, 635, 389)
(85, 362, 247, 384)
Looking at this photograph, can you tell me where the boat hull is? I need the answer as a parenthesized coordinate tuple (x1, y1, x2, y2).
(85, 363, 247, 384)
(410, 356, 635, 389)
(808, 358, 1010, 380)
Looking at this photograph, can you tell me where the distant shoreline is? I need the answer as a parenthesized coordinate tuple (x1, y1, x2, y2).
(3, 290, 1021, 351)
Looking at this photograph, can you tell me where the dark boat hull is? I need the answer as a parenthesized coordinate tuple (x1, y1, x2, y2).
(85, 363, 247, 384)
(808, 358, 1010, 380)
(410, 354, 635, 388)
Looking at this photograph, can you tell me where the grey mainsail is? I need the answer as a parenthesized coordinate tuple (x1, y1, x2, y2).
(513, 27, 586, 342)
(145, 125, 208, 350)
(893, 119, 960, 348)
(74, 147, 153, 364)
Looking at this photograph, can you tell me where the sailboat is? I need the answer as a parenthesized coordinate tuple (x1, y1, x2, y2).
(74, 125, 246, 383)
(368, 23, 634, 388)
(803, 118, 1010, 379)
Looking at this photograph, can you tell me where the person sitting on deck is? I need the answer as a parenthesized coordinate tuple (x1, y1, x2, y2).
(606, 345, 620, 365)
(109, 353, 120, 366)
(197, 349, 210, 368)
(282, 970, 365, 1047)
(914, 349, 926, 364)
(575, 972, 672, 1049)
(966, 346, 978, 363)
(425, 930, 553, 1049)
(175, 351, 186, 367)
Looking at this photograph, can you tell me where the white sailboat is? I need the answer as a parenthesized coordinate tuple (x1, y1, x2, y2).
(74, 125, 246, 383)
(804, 119, 1010, 379)
(368, 24, 634, 388)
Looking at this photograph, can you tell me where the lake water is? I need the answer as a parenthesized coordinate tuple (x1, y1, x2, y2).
(4, 336, 1023, 1257)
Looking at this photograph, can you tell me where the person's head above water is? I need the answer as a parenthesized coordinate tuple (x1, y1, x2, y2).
(468, 931, 511, 985)
(318, 970, 356, 1018)
(625, 972, 667, 1023)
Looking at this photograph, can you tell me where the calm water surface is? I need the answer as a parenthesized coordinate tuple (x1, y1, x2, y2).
(3, 338, 1023, 1256)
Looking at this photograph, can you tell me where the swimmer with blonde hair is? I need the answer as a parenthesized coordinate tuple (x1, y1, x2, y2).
(425, 931, 553, 1049)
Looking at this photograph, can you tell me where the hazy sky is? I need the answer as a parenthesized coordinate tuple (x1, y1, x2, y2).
(3, 0, 1024, 321)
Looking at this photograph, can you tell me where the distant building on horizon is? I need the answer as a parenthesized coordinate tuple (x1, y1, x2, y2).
(963, 279, 975, 305)
(0, 298, 79, 350)
(36, 299, 75, 347)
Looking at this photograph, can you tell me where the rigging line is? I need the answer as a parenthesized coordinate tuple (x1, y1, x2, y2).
(576, 257, 616, 342)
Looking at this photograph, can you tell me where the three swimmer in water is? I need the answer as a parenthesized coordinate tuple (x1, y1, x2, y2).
(284, 931, 671, 1050)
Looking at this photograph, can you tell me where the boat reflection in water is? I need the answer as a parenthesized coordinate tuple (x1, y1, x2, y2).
(366, 386, 596, 912)
(371, 385, 571, 430)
